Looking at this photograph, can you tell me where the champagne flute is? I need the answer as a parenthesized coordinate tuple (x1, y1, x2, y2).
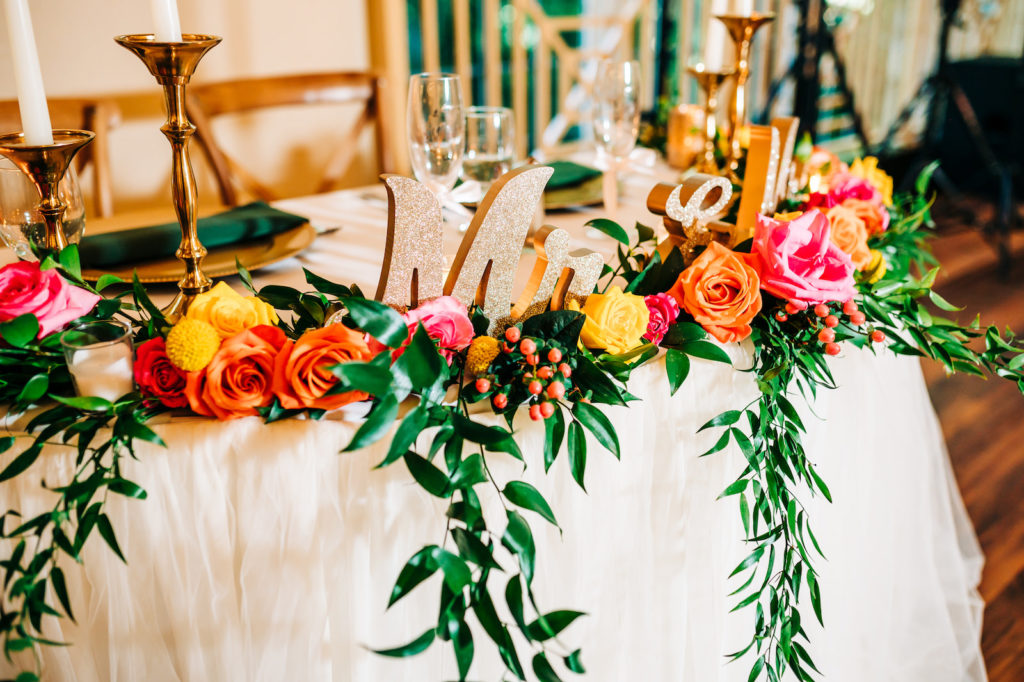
(407, 73, 465, 199)
(592, 59, 641, 221)
(462, 106, 515, 201)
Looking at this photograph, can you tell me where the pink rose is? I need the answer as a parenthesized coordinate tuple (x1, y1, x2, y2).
(750, 210, 856, 305)
(0, 261, 100, 339)
(642, 293, 680, 345)
(397, 296, 474, 363)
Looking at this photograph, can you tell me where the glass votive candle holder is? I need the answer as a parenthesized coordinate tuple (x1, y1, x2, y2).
(60, 320, 135, 401)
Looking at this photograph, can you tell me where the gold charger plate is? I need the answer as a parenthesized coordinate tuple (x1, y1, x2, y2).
(81, 222, 317, 283)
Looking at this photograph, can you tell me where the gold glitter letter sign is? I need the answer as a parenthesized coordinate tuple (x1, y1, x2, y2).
(646, 174, 733, 262)
(512, 226, 604, 320)
(376, 175, 446, 310)
(446, 165, 554, 334)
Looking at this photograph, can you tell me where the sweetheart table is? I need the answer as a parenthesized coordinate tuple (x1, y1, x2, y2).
(0, 172, 987, 681)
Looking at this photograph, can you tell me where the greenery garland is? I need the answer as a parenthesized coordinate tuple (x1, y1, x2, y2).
(0, 161, 1022, 682)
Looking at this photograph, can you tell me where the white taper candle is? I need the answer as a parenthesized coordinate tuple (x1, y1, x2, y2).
(704, 0, 730, 72)
(3, 0, 53, 145)
(150, 0, 182, 42)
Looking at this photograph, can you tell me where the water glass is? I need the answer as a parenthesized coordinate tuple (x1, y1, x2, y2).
(0, 157, 85, 260)
(462, 106, 515, 197)
(408, 73, 465, 195)
(592, 59, 642, 162)
(61, 321, 135, 402)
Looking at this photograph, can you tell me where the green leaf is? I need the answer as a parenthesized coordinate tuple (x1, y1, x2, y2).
(0, 313, 39, 347)
(330, 359, 393, 397)
(372, 628, 435, 657)
(532, 653, 564, 682)
(58, 244, 81, 279)
(304, 268, 352, 298)
(108, 478, 148, 500)
(389, 546, 438, 607)
(521, 310, 586, 347)
(16, 373, 49, 405)
(635, 222, 655, 243)
(748, 655, 765, 682)
(699, 410, 741, 432)
(503, 481, 559, 528)
(392, 324, 445, 401)
(915, 160, 940, 195)
(15, 672, 40, 682)
(50, 566, 74, 622)
(403, 451, 451, 497)
(97, 513, 126, 563)
(94, 273, 124, 292)
(584, 218, 630, 244)
(526, 609, 586, 640)
(564, 649, 585, 673)
(377, 405, 428, 468)
(928, 289, 962, 312)
(451, 527, 500, 569)
(572, 401, 619, 459)
(449, 453, 488, 489)
(344, 394, 399, 452)
(809, 465, 832, 502)
(52, 395, 112, 412)
(502, 510, 536, 585)
(573, 355, 626, 406)
(665, 348, 690, 396)
(505, 574, 530, 638)
(432, 547, 473, 594)
(680, 339, 732, 364)
(567, 421, 587, 491)
(452, 413, 522, 460)
(344, 296, 408, 347)
(119, 418, 166, 447)
(0, 443, 42, 483)
(543, 406, 565, 472)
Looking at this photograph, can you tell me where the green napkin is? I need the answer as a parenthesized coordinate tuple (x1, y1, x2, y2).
(79, 201, 307, 269)
(544, 160, 603, 191)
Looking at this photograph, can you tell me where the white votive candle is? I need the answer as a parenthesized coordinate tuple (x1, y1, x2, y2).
(150, 0, 182, 42)
(3, 0, 53, 145)
(704, 0, 730, 72)
(68, 345, 135, 401)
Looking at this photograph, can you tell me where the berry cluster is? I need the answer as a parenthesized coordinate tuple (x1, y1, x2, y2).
(773, 298, 886, 355)
(470, 326, 575, 421)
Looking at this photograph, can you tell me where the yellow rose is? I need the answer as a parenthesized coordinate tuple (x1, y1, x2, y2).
(567, 286, 649, 355)
(773, 211, 804, 222)
(862, 249, 888, 284)
(186, 281, 278, 339)
(849, 156, 893, 207)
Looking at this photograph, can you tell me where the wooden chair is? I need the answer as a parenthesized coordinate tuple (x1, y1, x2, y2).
(186, 72, 393, 206)
(0, 98, 121, 217)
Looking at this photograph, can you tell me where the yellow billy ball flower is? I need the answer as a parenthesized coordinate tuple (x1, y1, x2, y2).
(465, 336, 501, 376)
(862, 249, 888, 285)
(165, 318, 221, 372)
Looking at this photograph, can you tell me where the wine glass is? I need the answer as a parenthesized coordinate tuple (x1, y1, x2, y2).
(592, 58, 642, 164)
(0, 157, 85, 260)
(407, 73, 465, 197)
(462, 106, 515, 200)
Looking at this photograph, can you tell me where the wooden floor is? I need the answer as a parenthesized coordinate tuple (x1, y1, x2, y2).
(922, 201, 1024, 682)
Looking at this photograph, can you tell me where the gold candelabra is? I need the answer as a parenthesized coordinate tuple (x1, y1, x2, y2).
(115, 33, 221, 321)
(0, 130, 94, 252)
(686, 64, 734, 175)
(714, 12, 775, 177)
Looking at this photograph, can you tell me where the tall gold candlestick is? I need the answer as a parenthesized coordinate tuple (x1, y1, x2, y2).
(0, 130, 94, 252)
(115, 33, 221, 321)
(687, 64, 734, 175)
(714, 13, 774, 177)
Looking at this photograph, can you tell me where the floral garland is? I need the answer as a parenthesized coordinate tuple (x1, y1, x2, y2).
(1, 158, 1023, 682)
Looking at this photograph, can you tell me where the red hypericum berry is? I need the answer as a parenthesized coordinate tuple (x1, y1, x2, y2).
(818, 328, 836, 344)
(824, 314, 839, 328)
(843, 300, 858, 315)
(825, 342, 841, 356)
(559, 363, 572, 378)
(475, 378, 491, 393)
(505, 327, 521, 344)
(547, 348, 563, 363)
(871, 330, 886, 343)
(546, 381, 566, 400)
(492, 393, 508, 409)
(813, 304, 829, 318)
(502, 343, 514, 354)
(849, 311, 866, 326)
(528, 380, 543, 395)
(519, 338, 536, 355)
(775, 311, 789, 322)
(529, 403, 542, 421)
(785, 301, 803, 315)
(539, 401, 555, 419)
(536, 366, 553, 380)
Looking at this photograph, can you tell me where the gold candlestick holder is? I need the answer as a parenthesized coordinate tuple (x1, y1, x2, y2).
(714, 12, 775, 177)
(115, 33, 221, 321)
(686, 64, 734, 175)
(0, 130, 94, 253)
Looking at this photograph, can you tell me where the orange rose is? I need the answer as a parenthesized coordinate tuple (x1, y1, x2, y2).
(825, 205, 872, 271)
(840, 197, 889, 235)
(668, 241, 762, 343)
(186, 325, 286, 420)
(272, 324, 377, 411)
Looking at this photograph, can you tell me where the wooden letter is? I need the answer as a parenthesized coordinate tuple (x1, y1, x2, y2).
(513, 226, 603, 320)
(375, 175, 446, 311)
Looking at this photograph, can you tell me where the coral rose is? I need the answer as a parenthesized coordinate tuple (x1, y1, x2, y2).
(186, 281, 278, 340)
(643, 293, 681, 345)
(841, 197, 889, 234)
(185, 325, 286, 420)
(750, 210, 856, 305)
(134, 337, 189, 408)
(569, 286, 649, 355)
(0, 261, 99, 338)
(668, 241, 762, 344)
(398, 296, 474, 362)
(825, 205, 872, 271)
(272, 324, 376, 411)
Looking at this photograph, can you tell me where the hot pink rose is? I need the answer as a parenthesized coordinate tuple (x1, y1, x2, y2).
(397, 296, 474, 362)
(806, 172, 882, 211)
(642, 293, 680, 345)
(0, 261, 100, 339)
(750, 210, 856, 305)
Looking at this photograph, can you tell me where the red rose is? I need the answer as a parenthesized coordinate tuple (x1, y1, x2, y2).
(134, 337, 189, 408)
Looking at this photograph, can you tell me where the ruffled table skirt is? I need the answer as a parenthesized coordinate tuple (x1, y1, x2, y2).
(0, 345, 985, 681)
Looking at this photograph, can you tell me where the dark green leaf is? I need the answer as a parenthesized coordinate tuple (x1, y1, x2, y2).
(503, 481, 558, 528)
(526, 609, 586, 640)
(97, 513, 126, 563)
(344, 296, 408, 347)
(50, 566, 74, 622)
(52, 395, 112, 412)
(699, 410, 741, 432)
(378, 405, 428, 468)
(451, 527, 500, 569)
(680, 339, 732, 364)
(0, 314, 39, 348)
(58, 244, 81, 279)
(0, 443, 42, 483)
(572, 401, 619, 459)
(344, 394, 399, 452)
(502, 510, 536, 585)
(389, 546, 438, 607)
(304, 268, 352, 297)
(543, 406, 565, 472)
(372, 628, 435, 657)
(584, 218, 629, 244)
(403, 451, 451, 497)
(567, 421, 587, 491)
(330, 359, 393, 397)
(665, 348, 690, 396)
(532, 653, 564, 682)
(16, 373, 48, 405)
(108, 478, 147, 500)
(564, 649, 585, 673)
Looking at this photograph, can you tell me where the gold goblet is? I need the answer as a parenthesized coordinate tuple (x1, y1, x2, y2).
(686, 63, 735, 175)
(0, 130, 94, 253)
(714, 12, 775, 177)
(115, 33, 221, 322)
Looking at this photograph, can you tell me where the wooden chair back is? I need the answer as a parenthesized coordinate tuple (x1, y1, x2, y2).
(0, 98, 121, 217)
(186, 72, 393, 206)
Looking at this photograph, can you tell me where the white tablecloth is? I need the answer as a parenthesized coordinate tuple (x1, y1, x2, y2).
(0, 173, 986, 681)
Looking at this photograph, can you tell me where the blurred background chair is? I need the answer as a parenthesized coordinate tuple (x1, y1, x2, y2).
(186, 72, 393, 207)
(0, 97, 121, 217)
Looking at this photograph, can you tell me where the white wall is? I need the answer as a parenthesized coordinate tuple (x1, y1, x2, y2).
(0, 0, 375, 213)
